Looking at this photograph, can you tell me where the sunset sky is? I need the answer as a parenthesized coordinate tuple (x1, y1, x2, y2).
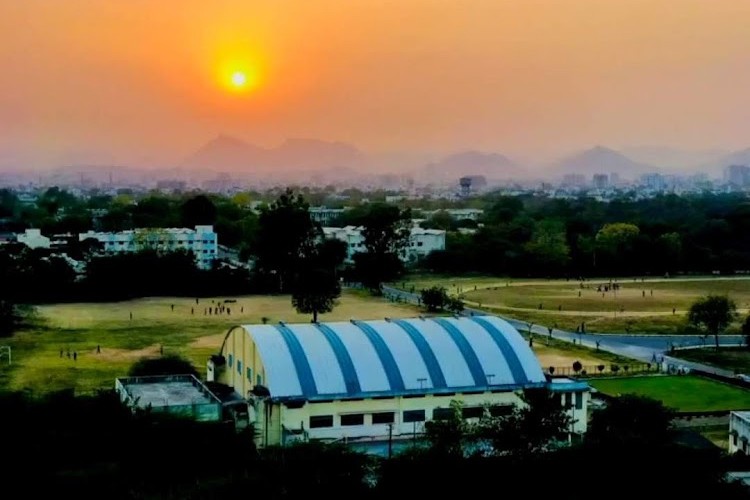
(2, 0, 750, 169)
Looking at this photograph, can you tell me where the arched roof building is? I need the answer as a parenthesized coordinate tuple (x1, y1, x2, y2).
(211, 315, 588, 449)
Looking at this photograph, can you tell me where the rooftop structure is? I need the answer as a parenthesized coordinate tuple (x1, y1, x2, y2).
(115, 374, 222, 421)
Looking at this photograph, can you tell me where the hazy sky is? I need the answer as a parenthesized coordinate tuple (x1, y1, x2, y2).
(2, 0, 750, 168)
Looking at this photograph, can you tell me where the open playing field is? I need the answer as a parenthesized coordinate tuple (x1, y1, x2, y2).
(0, 289, 624, 395)
(0, 291, 419, 394)
(589, 375, 750, 412)
(401, 275, 750, 334)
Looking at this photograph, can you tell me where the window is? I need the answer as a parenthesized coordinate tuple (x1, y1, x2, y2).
(372, 412, 395, 424)
(228, 354, 233, 368)
(489, 405, 514, 417)
(564, 393, 573, 408)
(256, 374, 263, 386)
(246, 367, 253, 381)
(309, 415, 334, 428)
(417, 241, 423, 247)
(575, 392, 583, 410)
(462, 407, 484, 419)
(237, 360, 242, 375)
(403, 410, 425, 423)
(340, 414, 364, 426)
(433, 408, 454, 421)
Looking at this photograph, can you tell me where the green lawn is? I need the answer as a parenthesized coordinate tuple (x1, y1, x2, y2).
(677, 348, 750, 375)
(0, 291, 420, 395)
(589, 375, 750, 412)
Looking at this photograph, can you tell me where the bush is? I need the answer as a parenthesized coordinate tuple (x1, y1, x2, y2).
(572, 361, 583, 374)
(128, 355, 198, 378)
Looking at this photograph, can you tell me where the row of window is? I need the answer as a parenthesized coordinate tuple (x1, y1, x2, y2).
(308, 405, 514, 429)
(228, 354, 263, 386)
(562, 392, 584, 410)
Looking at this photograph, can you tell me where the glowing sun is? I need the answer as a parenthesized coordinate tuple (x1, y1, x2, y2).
(231, 71, 247, 88)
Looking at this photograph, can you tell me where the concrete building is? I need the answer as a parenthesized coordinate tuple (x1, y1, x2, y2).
(592, 174, 609, 189)
(422, 208, 484, 221)
(79, 225, 218, 269)
(209, 316, 589, 450)
(17, 228, 51, 249)
(725, 165, 750, 187)
(730, 411, 750, 454)
(322, 225, 445, 263)
(309, 206, 346, 225)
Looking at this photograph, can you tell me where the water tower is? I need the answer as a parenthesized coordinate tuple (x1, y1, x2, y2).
(459, 176, 472, 197)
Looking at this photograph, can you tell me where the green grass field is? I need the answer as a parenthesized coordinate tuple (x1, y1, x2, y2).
(399, 275, 750, 334)
(0, 291, 419, 394)
(589, 375, 750, 412)
(677, 348, 750, 375)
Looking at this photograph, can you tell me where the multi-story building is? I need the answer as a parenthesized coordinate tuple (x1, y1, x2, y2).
(17, 228, 51, 249)
(309, 207, 346, 225)
(421, 208, 484, 221)
(592, 174, 609, 189)
(561, 174, 586, 187)
(79, 225, 218, 269)
(322, 225, 445, 263)
(209, 316, 590, 451)
(640, 173, 667, 191)
(730, 411, 750, 454)
(725, 165, 750, 187)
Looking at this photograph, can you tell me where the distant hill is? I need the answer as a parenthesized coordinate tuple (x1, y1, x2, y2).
(418, 150, 521, 182)
(621, 146, 728, 171)
(181, 134, 364, 172)
(554, 146, 655, 178)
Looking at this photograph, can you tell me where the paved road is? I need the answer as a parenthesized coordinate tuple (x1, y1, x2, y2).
(381, 285, 744, 363)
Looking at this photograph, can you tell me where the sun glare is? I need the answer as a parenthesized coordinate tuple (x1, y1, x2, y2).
(231, 71, 247, 88)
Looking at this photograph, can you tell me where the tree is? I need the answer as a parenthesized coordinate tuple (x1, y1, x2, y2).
(572, 360, 583, 374)
(353, 204, 410, 291)
(421, 286, 448, 312)
(446, 296, 464, 314)
(0, 300, 27, 337)
(291, 268, 341, 323)
(473, 388, 573, 455)
(180, 195, 217, 227)
(588, 395, 675, 446)
(254, 190, 321, 292)
(688, 295, 737, 350)
(128, 355, 198, 378)
(524, 219, 570, 272)
(424, 400, 468, 457)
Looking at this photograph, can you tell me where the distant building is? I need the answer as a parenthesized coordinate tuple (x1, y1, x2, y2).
(422, 208, 484, 221)
(592, 174, 609, 189)
(730, 411, 750, 454)
(562, 174, 586, 187)
(155, 180, 187, 192)
(17, 228, 51, 249)
(725, 165, 750, 187)
(640, 173, 667, 191)
(322, 225, 445, 263)
(79, 225, 218, 270)
(309, 206, 346, 225)
(609, 172, 621, 186)
(458, 176, 487, 197)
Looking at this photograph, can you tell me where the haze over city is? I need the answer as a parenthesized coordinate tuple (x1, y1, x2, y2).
(3, 1, 750, 176)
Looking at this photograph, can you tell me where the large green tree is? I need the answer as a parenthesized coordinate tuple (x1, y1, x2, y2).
(291, 268, 341, 323)
(588, 394, 674, 446)
(180, 195, 217, 227)
(353, 203, 410, 292)
(254, 190, 320, 292)
(524, 219, 570, 271)
(688, 295, 737, 350)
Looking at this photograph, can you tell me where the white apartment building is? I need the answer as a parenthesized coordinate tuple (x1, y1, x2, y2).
(79, 225, 218, 270)
(421, 208, 484, 221)
(308, 207, 346, 225)
(322, 225, 445, 263)
(17, 229, 51, 249)
(730, 411, 750, 454)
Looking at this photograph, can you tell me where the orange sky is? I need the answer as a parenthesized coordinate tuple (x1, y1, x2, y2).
(2, 0, 750, 168)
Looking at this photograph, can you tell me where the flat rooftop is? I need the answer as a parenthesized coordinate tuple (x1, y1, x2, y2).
(117, 375, 220, 408)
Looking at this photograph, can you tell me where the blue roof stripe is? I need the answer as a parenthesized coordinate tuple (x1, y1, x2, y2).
(274, 324, 318, 397)
(469, 316, 529, 385)
(431, 317, 488, 386)
(314, 323, 361, 395)
(392, 319, 447, 389)
(351, 321, 405, 392)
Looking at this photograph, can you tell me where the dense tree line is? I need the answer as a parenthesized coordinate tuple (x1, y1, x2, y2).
(424, 193, 750, 277)
(2, 389, 747, 498)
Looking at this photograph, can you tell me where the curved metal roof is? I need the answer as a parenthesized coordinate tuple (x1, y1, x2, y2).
(238, 315, 546, 401)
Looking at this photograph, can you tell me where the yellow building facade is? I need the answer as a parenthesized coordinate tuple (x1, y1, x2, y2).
(208, 316, 589, 449)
